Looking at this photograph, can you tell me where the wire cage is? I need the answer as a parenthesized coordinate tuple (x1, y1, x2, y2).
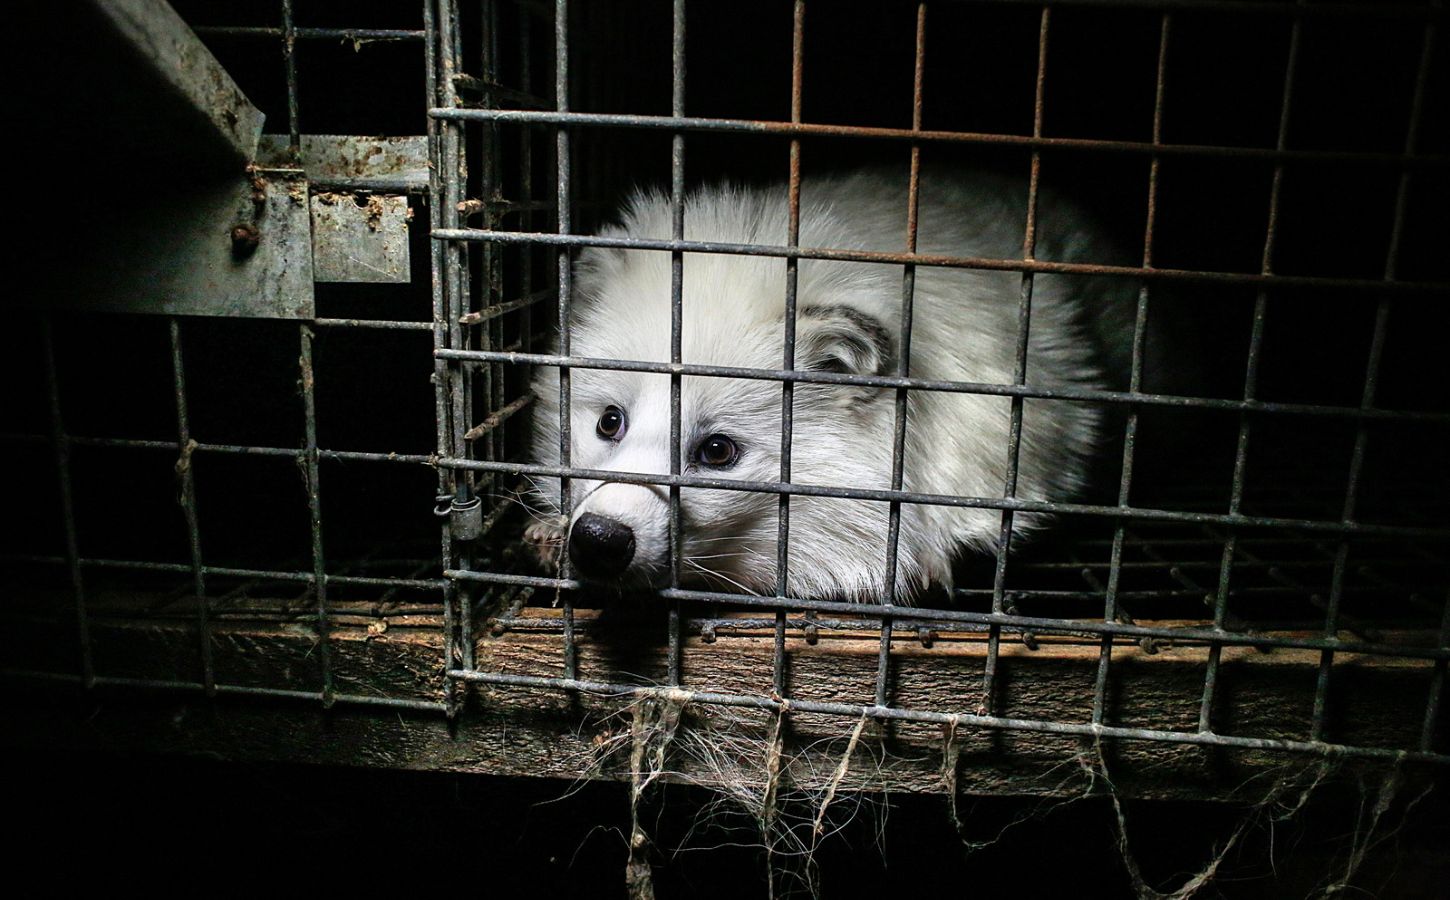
(433, 0, 1450, 773)
(5, 0, 1449, 808)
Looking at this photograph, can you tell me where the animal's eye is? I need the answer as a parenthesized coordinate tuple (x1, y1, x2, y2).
(596, 405, 626, 440)
(695, 434, 739, 467)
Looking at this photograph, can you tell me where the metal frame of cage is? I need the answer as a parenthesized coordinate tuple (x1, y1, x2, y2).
(432, 0, 1450, 766)
(15, 2, 452, 714)
(5, 0, 1447, 771)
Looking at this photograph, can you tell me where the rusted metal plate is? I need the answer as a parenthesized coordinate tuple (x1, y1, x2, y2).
(309, 192, 412, 283)
(257, 135, 430, 191)
(257, 136, 423, 284)
(46, 171, 315, 318)
(89, 0, 265, 167)
(18, 0, 309, 317)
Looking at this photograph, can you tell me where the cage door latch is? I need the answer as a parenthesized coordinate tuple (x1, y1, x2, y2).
(436, 494, 484, 542)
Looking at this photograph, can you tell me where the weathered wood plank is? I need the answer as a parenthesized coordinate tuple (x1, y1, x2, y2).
(3, 594, 1444, 799)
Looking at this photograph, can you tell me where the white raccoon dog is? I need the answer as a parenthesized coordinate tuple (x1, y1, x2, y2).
(525, 167, 1143, 602)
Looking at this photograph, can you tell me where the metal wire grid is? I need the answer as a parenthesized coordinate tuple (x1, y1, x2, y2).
(0, 0, 1443, 771)
(5, 0, 454, 714)
(434, 0, 1450, 765)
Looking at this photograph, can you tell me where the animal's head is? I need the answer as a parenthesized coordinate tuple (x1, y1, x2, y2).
(527, 192, 904, 596)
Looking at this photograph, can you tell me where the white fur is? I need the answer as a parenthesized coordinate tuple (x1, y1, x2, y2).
(526, 167, 1136, 602)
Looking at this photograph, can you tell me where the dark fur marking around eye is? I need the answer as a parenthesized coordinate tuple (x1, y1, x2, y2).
(799, 304, 896, 376)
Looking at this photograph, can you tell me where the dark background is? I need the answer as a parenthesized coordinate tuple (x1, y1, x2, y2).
(6, 734, 1449, 898)
(7, 1, 1449, 895)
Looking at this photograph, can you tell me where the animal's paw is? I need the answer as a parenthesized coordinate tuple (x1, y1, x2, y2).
(523, 516, 567, 571)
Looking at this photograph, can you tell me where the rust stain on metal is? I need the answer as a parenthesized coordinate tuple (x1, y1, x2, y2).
(309, 192, 410, 282)
(362, 195, 385, 232)
(230, 223, 261, 259)
(464, 394, 534, 441)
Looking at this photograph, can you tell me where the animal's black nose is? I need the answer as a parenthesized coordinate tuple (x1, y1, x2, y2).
(568, 513, 635, 578)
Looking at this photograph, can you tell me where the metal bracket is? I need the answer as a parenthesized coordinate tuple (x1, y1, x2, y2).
(308, 193, 412, 284)
(257, 135, 428, 285)
(19, 0, 320, 319)
(257, 135, 430, 193)
(20, 5, 427, 317)
(43, 170, 316, 319)
(61, 0, 265, 170)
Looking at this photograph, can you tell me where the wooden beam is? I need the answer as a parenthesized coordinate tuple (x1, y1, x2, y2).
(3, 593, 1442, 799)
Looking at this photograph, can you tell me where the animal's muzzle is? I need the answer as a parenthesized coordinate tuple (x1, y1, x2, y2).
(568, 512, 636, 578)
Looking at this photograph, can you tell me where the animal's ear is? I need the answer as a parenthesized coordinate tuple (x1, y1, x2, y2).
(794, 305, 895, 377)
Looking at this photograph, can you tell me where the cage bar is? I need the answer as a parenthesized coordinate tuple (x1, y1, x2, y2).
(447, 669, 1450, 766)
(430, 107, 1450, 171)
(40, 320, 94, 686)
(425, 0, 462, 717)
(1094, 10, 1173, 729)
(774, 0, 808, 699)
(982, 5, 1049, 715)
(430, 226, 1450, 297)
(1202, 6, 1303, 736)
(1312, 13, 1439, 743)
(194, 27, 427, 42)
(438, 0, 480, 676)
(280, 0, 301, 153)
(554, 0, 577, 681)
(667, 0, 687, 687)
(168, 319, 215, 695)
(442, 567, 1450, 662)
(438, 451, 1450, 542)
(874, 1, 930, 710)
(439, 347, 1450, 422)
(297, 326, 334, 706)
